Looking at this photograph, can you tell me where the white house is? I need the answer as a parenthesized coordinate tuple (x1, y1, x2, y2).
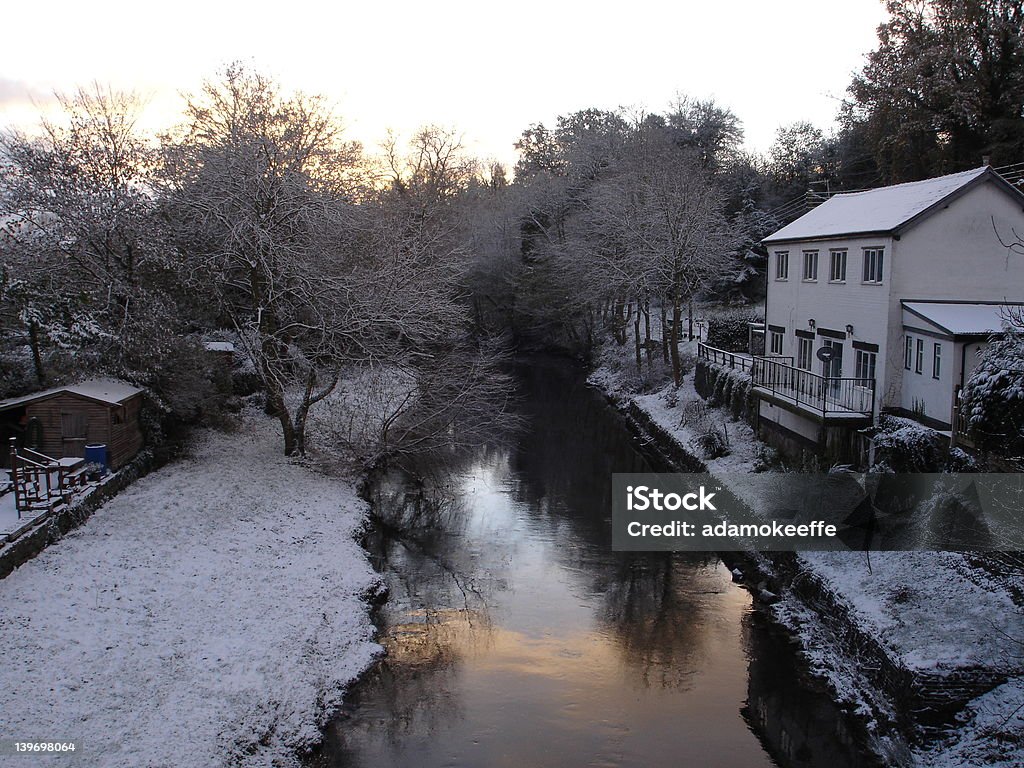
(754, 166, 1024, 452)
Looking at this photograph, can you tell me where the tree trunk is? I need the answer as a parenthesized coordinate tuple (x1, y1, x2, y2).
(28, 320, 46, 387)
(688, 298, 694, 341)
(660, 303, 669, 363)
(643, 295, 652, 371)
(670, 295, 683, 386)
(634, 302, 643, 374)
(266, 386, 297, 455)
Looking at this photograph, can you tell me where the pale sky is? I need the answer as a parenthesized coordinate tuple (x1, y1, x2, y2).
(1, 0, 887, 167)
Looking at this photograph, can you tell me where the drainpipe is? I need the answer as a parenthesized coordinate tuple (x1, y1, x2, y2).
(959, 340, 968, 391)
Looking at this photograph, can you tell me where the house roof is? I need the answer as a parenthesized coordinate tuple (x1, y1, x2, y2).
(0, 378, 145, 413)
(902, 301, 1024, 336)
(763, 166, 1012, 243)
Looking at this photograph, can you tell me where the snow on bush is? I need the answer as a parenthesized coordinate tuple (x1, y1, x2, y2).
(705, 308, 759, 352)
(863, 414, 948, 472)
(961, 329, 1024, 458)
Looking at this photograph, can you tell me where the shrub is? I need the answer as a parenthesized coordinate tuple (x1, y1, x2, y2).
(706, 309, 760, 352)
(960, 329, 1024, 458)
(695, 426, 729, 459)
(863, 415, 946, 472)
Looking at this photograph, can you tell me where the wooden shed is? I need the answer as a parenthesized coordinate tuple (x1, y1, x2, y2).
(0, 379, 145, 470)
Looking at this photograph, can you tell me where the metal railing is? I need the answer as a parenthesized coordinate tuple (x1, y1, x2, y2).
(697, 342, 786, 374)
(752, 357, 875, 418)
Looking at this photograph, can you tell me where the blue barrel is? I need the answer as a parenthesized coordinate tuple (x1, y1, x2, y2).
(84, 443, 108, 473)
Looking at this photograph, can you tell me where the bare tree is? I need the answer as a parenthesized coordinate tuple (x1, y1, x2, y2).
(161, 64, 365, 455)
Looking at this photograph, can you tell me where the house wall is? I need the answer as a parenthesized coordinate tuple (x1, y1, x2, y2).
(763, 234, 894, 415)
(758, 399, 820, 441)
(899, 332, 954, 426)
(888, 178, 1024, 422)
(765, 178, 1024, 426)
(891, 180, 1024, 302)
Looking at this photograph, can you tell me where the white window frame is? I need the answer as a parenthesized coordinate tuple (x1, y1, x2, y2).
(862, 247, 884, 283)
(905, 337, 913, 370)
(915, 338, 924, 374)
(855, 350, 877, 384)
(769, 330, 784, 356)
(775, 251, 789, 280)
(932, 343, 941, 379)
(802, 250, 818, 281)
(829, 249, 847, 282)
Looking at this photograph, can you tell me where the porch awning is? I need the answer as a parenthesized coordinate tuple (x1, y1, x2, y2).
(901, 301, 1024, 337)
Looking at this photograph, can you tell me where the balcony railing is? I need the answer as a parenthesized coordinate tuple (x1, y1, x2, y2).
(752, 356, 875, 419)
(697, 342, 793, 373)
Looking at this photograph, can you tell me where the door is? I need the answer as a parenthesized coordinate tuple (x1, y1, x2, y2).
(61, 411, 88, 458)
(821, 340, 843, 399)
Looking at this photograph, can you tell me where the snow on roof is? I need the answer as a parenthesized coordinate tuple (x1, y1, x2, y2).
(764, 167, 990, 242)
(903, 301, 1024, 336)
(203, 341, 235, 353)
(0, 378, 144, 412)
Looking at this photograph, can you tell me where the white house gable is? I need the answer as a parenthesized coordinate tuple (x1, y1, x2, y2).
(756, 166, 1024, 441)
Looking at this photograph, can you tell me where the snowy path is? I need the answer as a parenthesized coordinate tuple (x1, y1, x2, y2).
(0, 416, 380, 768)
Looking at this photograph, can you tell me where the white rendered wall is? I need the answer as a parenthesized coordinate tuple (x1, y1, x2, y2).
(764, 235, 893, 412)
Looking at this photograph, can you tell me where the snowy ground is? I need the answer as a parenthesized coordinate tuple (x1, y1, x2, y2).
(591, 354, 1024, 767)
(0, 414, 380, 768)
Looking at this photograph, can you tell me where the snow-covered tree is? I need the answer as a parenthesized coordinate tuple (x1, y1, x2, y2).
(0, 85, 185, 393)
(961, 325, 1024, 459)
(161, 65, 366, 455)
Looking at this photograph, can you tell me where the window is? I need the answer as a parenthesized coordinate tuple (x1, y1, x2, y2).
(933, 343, 941, 379)
(855, 350, 877, 384)
(829, 250, 847, 282)
(775, 251, 789, 280)
(905, 337, 913, 369)
(862, 247, 884, 283)
(797, 337, 813, 370)
(770, 330, 784, 356)
(802, 250, 818, 281)
(915, 338, 924, 374)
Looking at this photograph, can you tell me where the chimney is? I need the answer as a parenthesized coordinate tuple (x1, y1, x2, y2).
(982, 155, 991, 167)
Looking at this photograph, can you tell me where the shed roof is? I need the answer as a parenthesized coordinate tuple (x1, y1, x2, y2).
(763, 166, 1012, 243)
(902, 301, 1024, 336)
(0, 378, 145, 413)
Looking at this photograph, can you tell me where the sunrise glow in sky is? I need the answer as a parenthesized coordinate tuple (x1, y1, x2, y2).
(1, 0, 887, 166)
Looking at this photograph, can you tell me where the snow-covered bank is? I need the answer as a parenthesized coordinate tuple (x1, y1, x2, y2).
(0, 415, 381, 768)
(590, 356, 1024, 767)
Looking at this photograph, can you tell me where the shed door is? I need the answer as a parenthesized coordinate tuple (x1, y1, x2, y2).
(61, 412, 89, 458)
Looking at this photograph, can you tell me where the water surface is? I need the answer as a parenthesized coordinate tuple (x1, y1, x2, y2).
(312, 358, 876, 768)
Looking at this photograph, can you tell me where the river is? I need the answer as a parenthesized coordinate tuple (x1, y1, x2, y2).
(309, 357, 879, 768)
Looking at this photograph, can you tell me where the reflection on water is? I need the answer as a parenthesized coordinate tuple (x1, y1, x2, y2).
(311, 358, 881, 768)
